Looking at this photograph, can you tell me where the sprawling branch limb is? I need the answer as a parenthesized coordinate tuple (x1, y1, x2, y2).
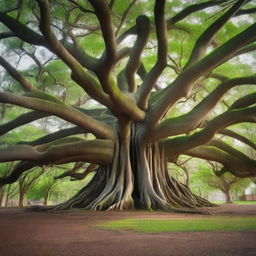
(234, 42, 256, 56)
(54, 161, 84, 180)
(0, 107, 115, 137)
(77, 1, 145, 122)
(88, 0, 116, 63)
(0, 11, 98, 71)
(35, 0, 113, 108)
(163, 106, 256, 159)
(218, 128, 256, 151)
(138, 0, 167, 110)
(0, 92, 114, 139)
(116, 0, 248, 46)
(116, 47, 131, 63)
(236, 7, 256, 16)
(184, 142, 256, 177)
(20, 126, 85, 146)
(0, 11, 48, 46)
(125, 15, 150, 93)
(147, 21, 256, 129)
(0, 31, 15, 39)
(0, 161, 36, 185)
(209, 139, 254, 162)
(149, 76, 256, 141)
(0, 138, 114, 165)
(55, 163, 98, 181)
(230, 92, 256, 109)
(185, 0, 247, 67)
(0, 111, 49, 136)
(168, 0, 227, 25)
(0, 8, 111, 106)
(0, 9, 97, 70)
(0, 56, 37, 91)
(116, 1, 227, 45)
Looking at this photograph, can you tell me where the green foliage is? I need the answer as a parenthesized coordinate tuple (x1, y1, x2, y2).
(80, 34, 105, 57)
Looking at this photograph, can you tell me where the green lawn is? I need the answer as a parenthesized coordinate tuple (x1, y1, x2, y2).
(99, 216, 256, 233)
(212, 201, 256, 205)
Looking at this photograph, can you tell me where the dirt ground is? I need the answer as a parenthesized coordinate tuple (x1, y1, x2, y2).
(0, 204, 256, 256)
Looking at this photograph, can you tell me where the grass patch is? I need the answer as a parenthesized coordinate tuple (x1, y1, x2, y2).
(234, 201, 256, 205)
(99, 217, 256, 233)
(211, 201, 256, 205)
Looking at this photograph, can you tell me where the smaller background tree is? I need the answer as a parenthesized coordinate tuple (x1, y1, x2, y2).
(191, 161, 252, 203)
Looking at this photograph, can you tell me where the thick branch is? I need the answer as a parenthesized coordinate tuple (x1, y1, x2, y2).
(0, 92, 114, 139)
(185, 143, 256, 178)
(168, 0, 227, 25)
(0, 11, 48, 46)
(0, 31, 15, 39)
(209, 139, 254, 161)
(0, 108, 114, 137)
(236, 7, 256, 16)
(138, 0, 167, 110)
(125, 15, 150, 93)
(36, 0, 112, 107)
(0, 161, 36, 185)
(234, 42, 256, 56)
(163, 106, 256, 159)
(0, 138, 114, 165)
(0, 111, 49, 136)
(66, 1, 145, 121)
(148, 21, 256, 128)
(150, 76, 256, 141)
(230, 92, 256, 109)
(88, 0, 116, 62)
(0, 56, 37, 91)
(20, 126, 85, 146)
(185, 0, 247, 67)
(0, 11, 98, 71)
(219, 128, 256, 151)
(0, 138, 113, 185)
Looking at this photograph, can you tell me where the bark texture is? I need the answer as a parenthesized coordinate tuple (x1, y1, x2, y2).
(56, 126, 213, 212)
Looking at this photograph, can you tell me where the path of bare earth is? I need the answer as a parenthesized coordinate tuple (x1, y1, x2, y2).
(0, 204, 256, 256)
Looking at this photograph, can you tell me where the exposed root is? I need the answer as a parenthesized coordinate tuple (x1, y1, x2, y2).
(52, 132, 134, 211)
(44, 126, 215, 214)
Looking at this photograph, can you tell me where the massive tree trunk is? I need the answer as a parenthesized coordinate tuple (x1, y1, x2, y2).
(56, 125, 213, 212)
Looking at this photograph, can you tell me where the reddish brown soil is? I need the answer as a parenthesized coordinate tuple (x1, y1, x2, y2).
(0, 204, 256, 256)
